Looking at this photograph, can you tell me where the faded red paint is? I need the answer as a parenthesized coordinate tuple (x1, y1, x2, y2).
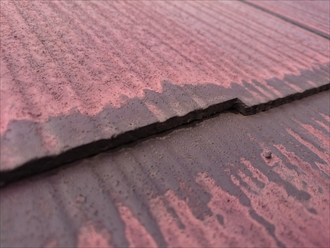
(1, 0, 329, 173)
(77, 223, 112, 248)
(196, 172, 278, 247)
(320, 113, 330, 123)
(286, 128, 329, 164)
(1, 92, 329, 247)
(149, 192, 215, 247)
(275, 144, 329, 181)
(299, 122, 330, 151)
(240, 158, 269, 183)
(314, 119, 329, 132)
(117, 204, 157, 247)
(246, 0, 330, 38)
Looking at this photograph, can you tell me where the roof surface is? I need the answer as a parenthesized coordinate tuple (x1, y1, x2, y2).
(1, 91, 329, 247)
(1, 1, 329, 247)
(1, 1, 329, 180)
(245, 0, 330, 39)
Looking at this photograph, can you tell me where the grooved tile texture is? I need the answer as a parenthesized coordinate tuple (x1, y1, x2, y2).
(246, 0, 330, 38)
(1, 1, 329, 172)
(1, 91, 329, 248)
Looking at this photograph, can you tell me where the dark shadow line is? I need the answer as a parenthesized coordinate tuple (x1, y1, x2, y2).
(0, 83, 329, 188)
(240, 0, 330, 40)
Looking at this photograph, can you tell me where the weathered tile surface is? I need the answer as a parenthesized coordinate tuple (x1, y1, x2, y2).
(245, 0, 330, 39)
(1, 1, 329, 177)
(1, 91, 329, 247)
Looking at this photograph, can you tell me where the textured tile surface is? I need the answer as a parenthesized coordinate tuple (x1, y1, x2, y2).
(1, 91, 329, 248)
(245, 0, 330, 39)
(1, 1, 329, 176)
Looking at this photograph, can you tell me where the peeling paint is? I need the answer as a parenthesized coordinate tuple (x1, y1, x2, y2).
(1, 92, 329, 247)
(1, 0, 329, 176)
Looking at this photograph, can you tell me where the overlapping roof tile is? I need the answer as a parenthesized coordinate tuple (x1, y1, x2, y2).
(245, 0, 330, 39)
(1, 1, 329, 182)
(1, 91, 329, 247)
